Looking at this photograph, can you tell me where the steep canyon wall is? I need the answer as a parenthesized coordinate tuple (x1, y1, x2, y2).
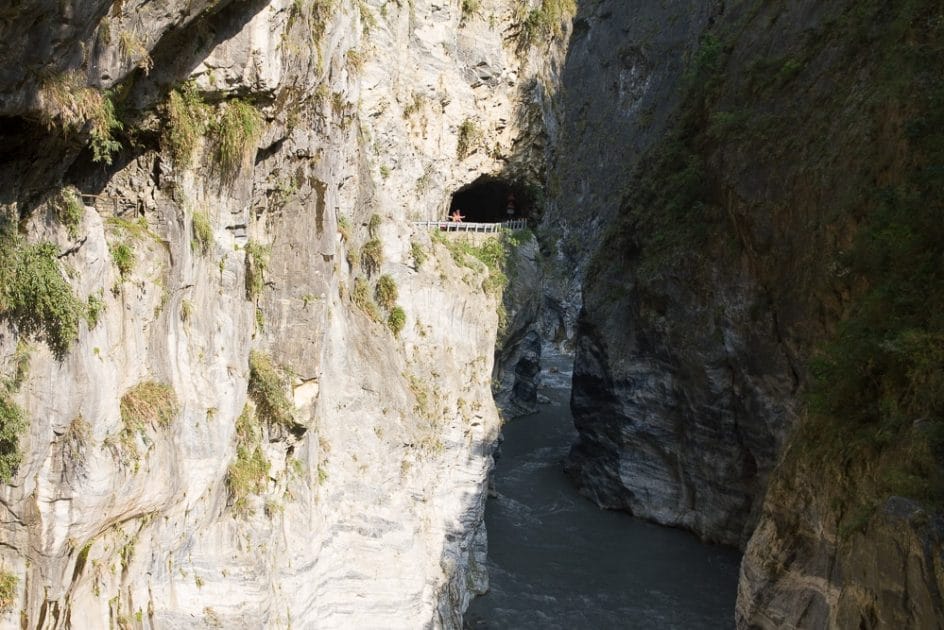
(0, 0, 562, 626)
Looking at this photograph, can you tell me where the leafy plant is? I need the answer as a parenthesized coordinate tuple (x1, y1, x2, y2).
(374, 274, 398, 310)
(56, 187, 84, 238)
(110, 242, 135, 279)
(180, 299, 193, 322)
(0, 571, 16, 613)
(515, 0, 576, 50)
(115, 381, 177, 460)
(191, 210, 212, 255)
(120, 381, 178, 430)
(216, 100, 262, 179)
(248, 351, 295, 428)
(0, 393, 26, 483)
(367, 213, 382, 238)
(337, 215, 351, 241)
(456, 118, 480, 159)
(38, 72, 122, 163)
(89, 91, 123, 165)
(118, 30, 153, 74)
(0, 234, 83, 358)
(388, 306, 406, 337)
(345, 48, 365, 74)
(244, 241, 270, 300)
(352, 278, 381, 321)
(410, 241, 427, 269)
(86, 292, 105, 328)
(461, 0, 479, 21)
(227, 404, 269, 517)
(361, 238, 383, 277)
(163, 83, 207, 167)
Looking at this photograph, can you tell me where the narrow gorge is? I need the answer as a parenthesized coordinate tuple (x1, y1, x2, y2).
(0, 0, 941, 628)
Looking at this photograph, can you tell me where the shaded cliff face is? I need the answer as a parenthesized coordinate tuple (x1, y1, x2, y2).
(0, 0, 554, 626)
(559, 0, 944, 624)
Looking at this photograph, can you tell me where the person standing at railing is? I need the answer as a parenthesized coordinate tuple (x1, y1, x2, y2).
(450, 209, 465, 223)
(505, 192, 516, 219)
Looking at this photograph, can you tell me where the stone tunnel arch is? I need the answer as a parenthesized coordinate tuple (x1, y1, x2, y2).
(447, 175, 536, 223)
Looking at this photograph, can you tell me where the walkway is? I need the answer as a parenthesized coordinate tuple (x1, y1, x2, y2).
(413, 219, 527, 233)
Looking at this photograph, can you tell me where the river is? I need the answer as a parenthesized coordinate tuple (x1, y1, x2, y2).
(466, 352, 742, 629)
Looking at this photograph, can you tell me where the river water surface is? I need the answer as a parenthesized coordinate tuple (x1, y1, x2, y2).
(466, 353, 741, 629)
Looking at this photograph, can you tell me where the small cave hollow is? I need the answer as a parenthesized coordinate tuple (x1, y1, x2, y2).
(447, 176, 533, 223)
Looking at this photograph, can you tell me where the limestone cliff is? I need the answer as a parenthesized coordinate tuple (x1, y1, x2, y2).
(0, 0, 555, 626)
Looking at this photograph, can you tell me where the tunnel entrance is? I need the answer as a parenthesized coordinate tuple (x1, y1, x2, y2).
(448, 176, 534, 223)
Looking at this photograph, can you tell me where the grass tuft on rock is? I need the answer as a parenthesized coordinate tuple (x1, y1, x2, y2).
(0, 571, 16, 613)
(56, 187, 84, 238)
(163, 83, 207, 167)
(374, 274, 398, 310)
(361, 238, 382, 277)
(191, 210, 212, 256)
(248, 351, 295, 428)
(216, 99, 262, 180)
(388, 306, 406, 337)
(0, 393, 27, 484)
(227, 404, 269, 517)
(244, 241, 270, 300)
(120, 381, 178, 431)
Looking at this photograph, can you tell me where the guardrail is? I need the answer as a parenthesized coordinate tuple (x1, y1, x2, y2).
(413, 219, 527, 233)
(80, 193, 143, 218)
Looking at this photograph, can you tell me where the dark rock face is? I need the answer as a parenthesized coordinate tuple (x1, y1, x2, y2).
(565, 286, 794, 546)
(494, 236, 544, 418)
(556, 0, 944, 625)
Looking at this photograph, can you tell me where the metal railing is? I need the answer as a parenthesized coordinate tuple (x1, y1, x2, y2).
(413, 219, 528, 233)
(79, 193, 143, 218)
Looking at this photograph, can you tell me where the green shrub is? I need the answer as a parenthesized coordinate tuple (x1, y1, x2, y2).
(120, 381, 178, 430)
(388, 306, 406, 337)
(244, 241, 270, 299)
(0, 571, 16, 613)
(515, 0, 576, 49)
(361, 238, 383, 277)
(345, 48, 365, 74)
(456, 118, 480, 159)
(461, 0, 479, 21)
(180, 299, 193, 322)
(367, 213, 382, 237)
(352, 277, 381, 321)
(337, 215, 351, 241)
(86, 292, 105, 328)
(191, 210, 212, 255)
(410, 241, 427, 269)
(163, 84, 207, 167)
(227, 404, 269, 517)
(1, 236, 84, 358)
(110, 242, 135, 279)
(115, 381, 177, 460)
(374, 274, 398, 310)
(89, 91, 123, 165)
(56, 187, 84, 238)
(118, 30, 153, 73)
(0, 393, 26, 483)
(248, 351, 294, 428)
(216, 100, 262, 179)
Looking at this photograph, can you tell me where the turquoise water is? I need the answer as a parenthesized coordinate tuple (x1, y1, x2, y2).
(466, 355, 741, 629)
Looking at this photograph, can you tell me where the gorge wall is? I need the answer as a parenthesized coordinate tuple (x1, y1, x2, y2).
(557, 0, 944, 627)
(0, 0, 561, 626)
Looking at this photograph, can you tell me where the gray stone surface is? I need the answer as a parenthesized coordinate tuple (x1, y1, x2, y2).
(0, 0, 555, 626)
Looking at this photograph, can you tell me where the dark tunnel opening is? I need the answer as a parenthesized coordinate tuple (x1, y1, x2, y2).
(448, 175, 535, 223)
